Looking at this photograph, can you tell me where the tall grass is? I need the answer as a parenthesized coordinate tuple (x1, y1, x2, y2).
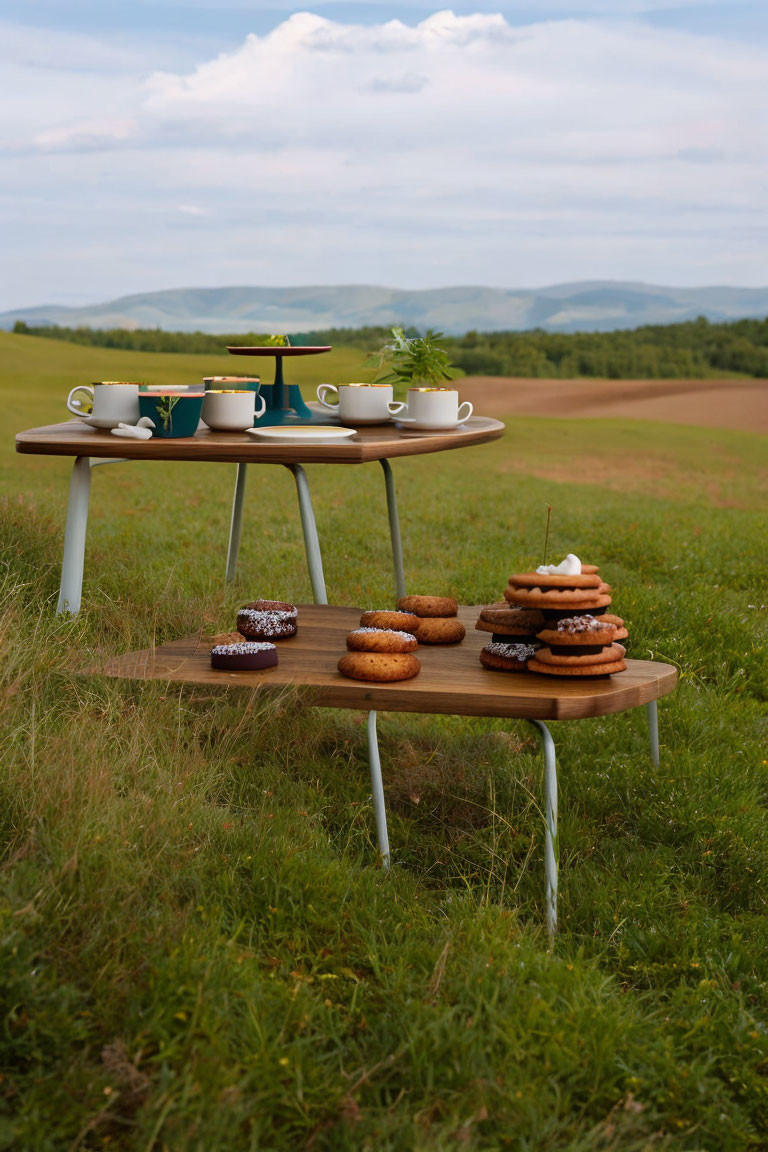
(0, 333, 767, 1149)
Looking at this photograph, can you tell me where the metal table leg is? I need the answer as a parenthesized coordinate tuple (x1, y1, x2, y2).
(57, 456, 92, 615)
(56, 457, 131, 615)
(226, 463, 248, 582)
(526, 719, 559, 939)
(380, 459, 406, 601)
(285, 464, 327, 604)
(367, 710, 391, 871)
(646, 699, 660, 767)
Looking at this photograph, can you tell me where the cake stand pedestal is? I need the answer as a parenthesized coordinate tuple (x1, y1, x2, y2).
(227, 346, 332, 426)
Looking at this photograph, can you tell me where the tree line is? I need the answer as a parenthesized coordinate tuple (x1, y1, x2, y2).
(11, 316, 768, 378)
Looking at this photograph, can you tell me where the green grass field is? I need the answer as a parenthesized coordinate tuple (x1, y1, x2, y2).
(1, 330, 767, 1150)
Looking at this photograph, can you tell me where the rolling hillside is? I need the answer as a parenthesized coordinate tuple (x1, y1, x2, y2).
(4, 281, 768, 335)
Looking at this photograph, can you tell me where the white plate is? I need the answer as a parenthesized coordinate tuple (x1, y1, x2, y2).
(245, 425, 356, 442)
(396, 417, 466, 432)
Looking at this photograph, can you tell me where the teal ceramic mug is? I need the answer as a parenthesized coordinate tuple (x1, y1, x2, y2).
(138, 392, 203, 438)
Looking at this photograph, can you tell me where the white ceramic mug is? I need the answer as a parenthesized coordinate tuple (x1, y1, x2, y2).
(403, 388, 473, 429)
(316, 383, 406, 425)
(201, 389, 266, 431)
(66, 382, 141, 429)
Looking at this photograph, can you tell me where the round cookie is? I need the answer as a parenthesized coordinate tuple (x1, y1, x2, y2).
(534, 643, 626, 667)
(338, 651, 421, 682)
(397, 595, 458, 618)
(346, 628, 418, 654)
(412, 617, 466, 645)
(237, 602, 298, 639)
(360, 609, 420, 632)
(504, 586, 612, 610)
(527, 656, 626, 677)
(602, 613, 629, 641)
(479, 641, 538, 672)
(479, 604, 545, 632)
(508, 571, 602, 589)
(210, 641, 278, 671)
(537, 615, 616, 647)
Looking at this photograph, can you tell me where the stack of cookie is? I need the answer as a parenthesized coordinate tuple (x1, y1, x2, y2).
(338, 617, 421, 682)
(477, 555, 629, 678)
(395, 595, 466, 645)
(504, 560, 628, 677)
(475, 603, 544, 673)
(528, 613, 628, 677)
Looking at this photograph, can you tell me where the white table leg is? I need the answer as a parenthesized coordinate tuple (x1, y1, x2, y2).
(380, 459, 406, 601)
(57, 456, 92, 615)
(286, 464, 327, 604)
(226, 463, 248, 582)
(526, 719, 558, 939)
(647, 699, 660, 767)
(367, 710, 390, 871)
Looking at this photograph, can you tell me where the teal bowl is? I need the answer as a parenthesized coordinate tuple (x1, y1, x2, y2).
(138, 393, 203, 438)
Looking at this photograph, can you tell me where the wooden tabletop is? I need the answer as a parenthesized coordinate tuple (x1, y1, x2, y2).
(100, 604, 678, 721)
(15, 415, 504, 464)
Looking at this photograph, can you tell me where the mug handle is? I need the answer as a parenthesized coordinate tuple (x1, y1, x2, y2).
(254, 394, 266, 421)
(387, 400, 407, 415)
(457, 401, 473, 423)
(66, 385, 94, 416)
(316, 384, 339, 409)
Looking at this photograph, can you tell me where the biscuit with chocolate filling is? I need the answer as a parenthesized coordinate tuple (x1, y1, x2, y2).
(505, 586, 612, 610)
(536, 614, 616, 647)
(508, 571, 602, 589)
(528, 656, 626, 677)
(534, 643, 626, 667)
(479, 641, 538, 672)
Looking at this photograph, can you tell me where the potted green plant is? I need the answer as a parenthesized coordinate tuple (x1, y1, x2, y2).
(372, 327, 456, 390)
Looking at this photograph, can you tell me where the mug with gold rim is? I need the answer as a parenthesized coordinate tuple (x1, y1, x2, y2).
(202, 388, 266, 431)
(403, 387, 473, 429)
(316, 382, 406, 425)
(66, 381, 142, 429)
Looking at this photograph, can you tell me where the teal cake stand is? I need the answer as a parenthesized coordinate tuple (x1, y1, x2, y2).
(227, 346, 332, 426)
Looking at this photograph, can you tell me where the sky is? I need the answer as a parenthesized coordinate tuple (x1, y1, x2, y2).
(1, 0, 767, 310)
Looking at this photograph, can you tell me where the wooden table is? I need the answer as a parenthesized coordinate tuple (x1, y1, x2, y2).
(15, 415, 504, 614)
(100, 604, 678, 935)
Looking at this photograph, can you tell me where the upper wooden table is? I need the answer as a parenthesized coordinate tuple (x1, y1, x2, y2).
(15, 415, 504, 464)
(15, 416, 504, 614)
(99, 603, 678, 936)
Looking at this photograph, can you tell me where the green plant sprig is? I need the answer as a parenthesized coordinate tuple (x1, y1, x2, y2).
(371, 327, 455, 387)
(155, 394, 180, 432)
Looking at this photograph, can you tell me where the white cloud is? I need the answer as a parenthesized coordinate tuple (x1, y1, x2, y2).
(1, 8, 768, 306)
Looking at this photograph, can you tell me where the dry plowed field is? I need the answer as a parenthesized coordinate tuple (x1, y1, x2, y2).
(457, 376, 768, 433)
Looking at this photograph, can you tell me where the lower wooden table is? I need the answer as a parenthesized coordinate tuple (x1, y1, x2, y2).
(100, 604, 678, 936)
(15, 416, 504, 615)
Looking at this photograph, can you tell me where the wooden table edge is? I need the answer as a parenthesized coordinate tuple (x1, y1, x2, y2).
(14, 418, 505, 464)
(92, 605, 679, 722)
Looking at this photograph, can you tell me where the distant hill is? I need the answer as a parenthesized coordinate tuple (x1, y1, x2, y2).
(3, 282, 768, 335)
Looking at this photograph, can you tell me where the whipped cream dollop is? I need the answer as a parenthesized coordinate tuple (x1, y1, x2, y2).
(536, 553, 582, 576)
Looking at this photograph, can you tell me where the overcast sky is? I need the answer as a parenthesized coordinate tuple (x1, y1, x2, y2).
(1, 0, 767, 309)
